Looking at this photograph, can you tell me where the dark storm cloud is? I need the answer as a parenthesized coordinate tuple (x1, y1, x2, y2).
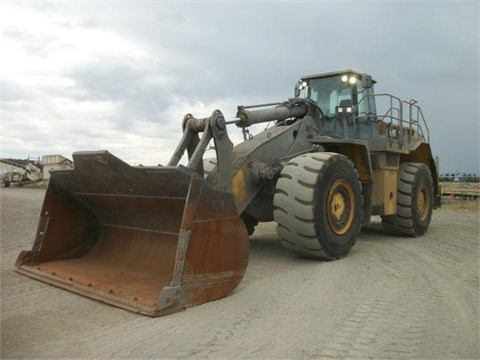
(2, 1, 479, 171)
(67, 57, 179, 135)
(69, 62, 144, 101)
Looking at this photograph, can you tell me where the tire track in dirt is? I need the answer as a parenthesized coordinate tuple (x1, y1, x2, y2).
(395, 245, 479, 355)
(312, 284, 431, 359)
(2, 190, 479, 359)
(310, 224, 478, 360)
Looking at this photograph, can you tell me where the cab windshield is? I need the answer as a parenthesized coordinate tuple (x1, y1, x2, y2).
(306, 75, 354, 117)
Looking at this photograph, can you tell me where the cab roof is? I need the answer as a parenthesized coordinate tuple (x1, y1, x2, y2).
(301, 69, 377, 84)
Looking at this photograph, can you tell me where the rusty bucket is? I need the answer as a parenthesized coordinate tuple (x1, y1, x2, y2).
(15, 151, 249, 316)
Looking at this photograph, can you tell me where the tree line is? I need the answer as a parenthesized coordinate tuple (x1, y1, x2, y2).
(440, 173, 479, 182)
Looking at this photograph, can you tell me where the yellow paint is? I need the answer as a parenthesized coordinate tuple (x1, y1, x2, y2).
(232, 169, 249, 210)
(372, 169, 398, 215)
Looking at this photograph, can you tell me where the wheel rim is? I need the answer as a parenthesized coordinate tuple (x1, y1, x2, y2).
(417, 183, 430, 221)
(327, 179, 355, 235)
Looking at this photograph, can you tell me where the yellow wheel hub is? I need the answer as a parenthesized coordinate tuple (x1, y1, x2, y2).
(327, 179, 355, 235)
(417, 183, 430, 221)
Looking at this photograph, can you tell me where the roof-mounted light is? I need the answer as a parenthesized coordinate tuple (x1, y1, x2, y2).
(341, 74, 357, 85)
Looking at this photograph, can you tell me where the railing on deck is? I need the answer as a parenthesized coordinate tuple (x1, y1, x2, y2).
(357, 94, 430, 143)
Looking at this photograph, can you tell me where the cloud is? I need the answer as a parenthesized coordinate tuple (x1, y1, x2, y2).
(1, 1, 479, 172)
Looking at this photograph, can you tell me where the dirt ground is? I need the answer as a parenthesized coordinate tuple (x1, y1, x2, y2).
(1, 188, 479, 359)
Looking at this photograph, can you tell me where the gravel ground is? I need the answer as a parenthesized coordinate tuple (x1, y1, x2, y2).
(1, 188, 479, 359)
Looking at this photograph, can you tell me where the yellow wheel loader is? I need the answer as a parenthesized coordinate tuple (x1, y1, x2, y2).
(15, 70, 440, 316)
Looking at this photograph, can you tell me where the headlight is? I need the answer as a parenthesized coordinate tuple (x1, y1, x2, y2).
(297, 81, 308, 90)
(335, 104, 355, 115)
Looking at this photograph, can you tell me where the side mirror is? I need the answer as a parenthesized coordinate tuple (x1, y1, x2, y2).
(362, 74, 373, 89)
(294, 84, 301, 97)
(294, 81, 307, 98)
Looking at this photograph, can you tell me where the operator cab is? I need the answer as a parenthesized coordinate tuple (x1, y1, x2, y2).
(295, 70, 378, 139)
(296, 70, 376, 118)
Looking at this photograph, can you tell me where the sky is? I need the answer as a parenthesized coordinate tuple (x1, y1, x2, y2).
(1, 1, 479, 174)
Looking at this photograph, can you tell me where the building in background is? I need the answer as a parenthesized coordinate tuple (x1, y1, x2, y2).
(41, 155, 73, 181)
(0, 155, 73, 187)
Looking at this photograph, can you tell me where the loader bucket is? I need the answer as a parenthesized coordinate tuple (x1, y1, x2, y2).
(15, 151, 249, 316)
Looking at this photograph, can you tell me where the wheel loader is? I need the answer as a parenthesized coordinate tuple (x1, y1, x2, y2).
(15, 69, 440, 316)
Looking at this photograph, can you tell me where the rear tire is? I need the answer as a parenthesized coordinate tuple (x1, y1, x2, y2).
(381, 162, 434, 237)
(273, 153, 363, 260)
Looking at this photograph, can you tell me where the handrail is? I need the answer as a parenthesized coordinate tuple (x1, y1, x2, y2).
(356, 93, 429, 143)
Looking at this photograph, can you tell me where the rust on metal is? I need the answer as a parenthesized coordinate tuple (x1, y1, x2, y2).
(15, 151, 249, 316)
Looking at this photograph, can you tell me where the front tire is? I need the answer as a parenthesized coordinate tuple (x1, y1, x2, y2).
(381, 162, 434, 237)
(274, 153, 363, 259)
